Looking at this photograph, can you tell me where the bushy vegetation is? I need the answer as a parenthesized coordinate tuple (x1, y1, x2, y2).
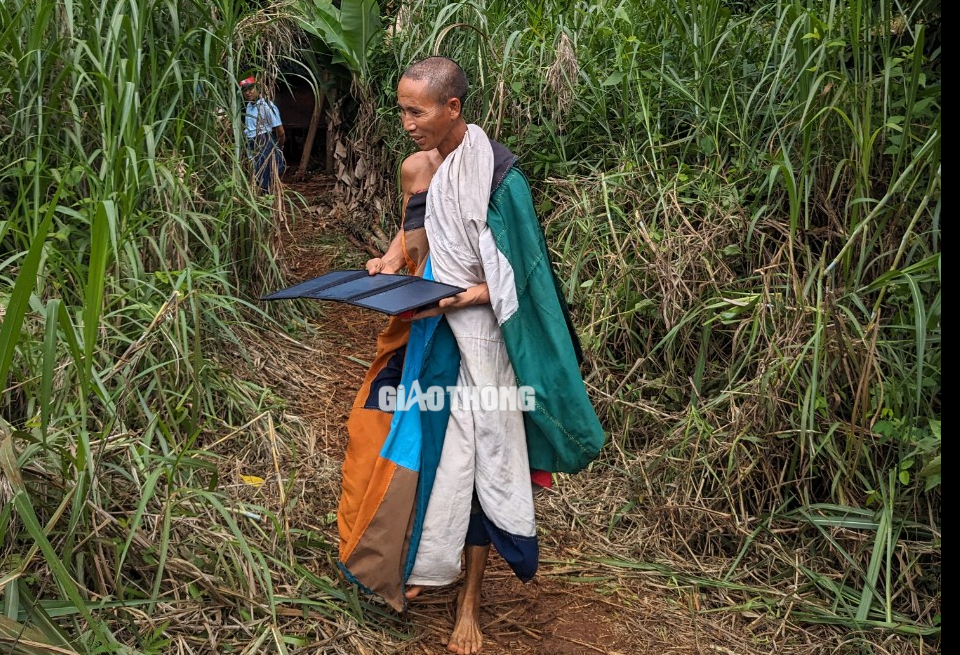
(0, 1, 355, 652)
(360, 0, 940, 639)
(0, 0, 939, 652)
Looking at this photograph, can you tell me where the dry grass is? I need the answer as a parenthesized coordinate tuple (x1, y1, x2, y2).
(234, 2, 301, 95)
(1, 169, 934, 653)
(174, 175, 935, 654)
(544, 32, 578, 131)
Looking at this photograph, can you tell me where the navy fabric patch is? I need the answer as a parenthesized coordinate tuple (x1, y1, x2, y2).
(404, 191, 427, 230)
(490, 140, 518, 193)
(364, 345, 406, 410)
(481, 512, 538, 582)
(465, 510, 492, 547)
(466, 489, 538, 582)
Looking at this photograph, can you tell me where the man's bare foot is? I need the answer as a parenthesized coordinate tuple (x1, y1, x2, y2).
(404, 585, 424, 600)
(445, 544, 489, 654)
(446, 587, 482, 654)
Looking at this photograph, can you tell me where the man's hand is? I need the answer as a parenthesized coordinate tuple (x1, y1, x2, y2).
(365, 257, 402, 275)
(402, 283, 489, 321)
(367, 230, 406, 275)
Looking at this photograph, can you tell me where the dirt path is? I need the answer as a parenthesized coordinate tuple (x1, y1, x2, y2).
(245, 176, 836, 655)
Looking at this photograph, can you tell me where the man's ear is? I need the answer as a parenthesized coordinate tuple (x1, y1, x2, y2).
(447, 97, 462, 118)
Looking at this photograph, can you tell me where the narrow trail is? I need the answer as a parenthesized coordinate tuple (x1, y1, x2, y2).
(245, 175, 824, 655)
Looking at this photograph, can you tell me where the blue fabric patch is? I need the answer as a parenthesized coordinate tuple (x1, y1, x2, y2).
(379, 319, 434, 471)
(399, 258, 461, 580)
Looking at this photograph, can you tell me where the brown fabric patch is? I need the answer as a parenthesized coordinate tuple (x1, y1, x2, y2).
(343, 465, 419, 611)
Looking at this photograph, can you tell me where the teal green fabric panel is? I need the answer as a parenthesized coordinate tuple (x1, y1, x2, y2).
(487, 168, 605, 473)
(404, 315, 460, 582)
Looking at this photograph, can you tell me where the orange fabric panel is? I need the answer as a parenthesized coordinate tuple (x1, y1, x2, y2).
(338, 407, 395, 554)
(339, 315, 411, 555)
(338, 199, 429, 588)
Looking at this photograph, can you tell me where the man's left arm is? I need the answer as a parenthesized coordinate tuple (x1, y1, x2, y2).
(441, 283, 489, 309)
(403, 282, 488, 321)
(269, 101, 285, 147)
(405, 203, 494, 320)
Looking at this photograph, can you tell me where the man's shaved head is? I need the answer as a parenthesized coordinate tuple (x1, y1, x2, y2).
(401, 57, 469, 106)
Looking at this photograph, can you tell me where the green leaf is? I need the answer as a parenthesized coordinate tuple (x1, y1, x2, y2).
(0, 190, 60, 387)
(12, 582, 74, 650)
(873, 420, 894, 438)
(0, 432, 114, 648)
(0, 615, 74, 655)
(920, 456, 941, 491)
(296, 0, 381, 81)
(40, 300, 60, 440)
(82, 200, 115, 392)
(339, 0, 381, 81)
(601, 71, 624, 87)
(698, 135, 716, 155)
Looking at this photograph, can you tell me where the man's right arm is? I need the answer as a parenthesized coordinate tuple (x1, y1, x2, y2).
(366, 230, 404, 274)
(366, 154, 425, 275)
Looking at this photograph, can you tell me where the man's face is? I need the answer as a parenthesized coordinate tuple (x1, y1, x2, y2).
(242, 84, 258, 102)
(397, 77, 459, 152)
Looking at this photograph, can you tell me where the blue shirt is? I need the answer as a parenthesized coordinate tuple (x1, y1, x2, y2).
(244, 98, 282, 139)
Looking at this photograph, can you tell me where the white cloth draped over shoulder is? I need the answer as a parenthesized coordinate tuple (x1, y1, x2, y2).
(407, 125, 535, 586)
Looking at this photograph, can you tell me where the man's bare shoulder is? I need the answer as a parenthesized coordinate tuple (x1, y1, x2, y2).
(401, 150, 442, 193)
(401, 150, 440, 176)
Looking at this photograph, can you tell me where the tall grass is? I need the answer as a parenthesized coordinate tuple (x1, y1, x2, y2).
(359, 0, 940, 639)
(2, 0, 939, 649)
(0, 1, 370, 651)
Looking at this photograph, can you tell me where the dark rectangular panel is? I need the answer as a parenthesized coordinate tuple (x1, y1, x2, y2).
(261, 270, 464, 316)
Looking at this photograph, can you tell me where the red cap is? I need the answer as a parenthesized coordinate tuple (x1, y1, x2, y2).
(239, 76, 256, 88)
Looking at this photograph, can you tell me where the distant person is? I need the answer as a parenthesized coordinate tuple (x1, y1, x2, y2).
(239, 76, 286, 193)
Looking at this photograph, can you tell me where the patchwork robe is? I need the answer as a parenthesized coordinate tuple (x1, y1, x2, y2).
(337, 127, 604, 610)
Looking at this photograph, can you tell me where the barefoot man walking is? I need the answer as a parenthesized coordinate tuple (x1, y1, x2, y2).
(336, 57, 604, 654)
